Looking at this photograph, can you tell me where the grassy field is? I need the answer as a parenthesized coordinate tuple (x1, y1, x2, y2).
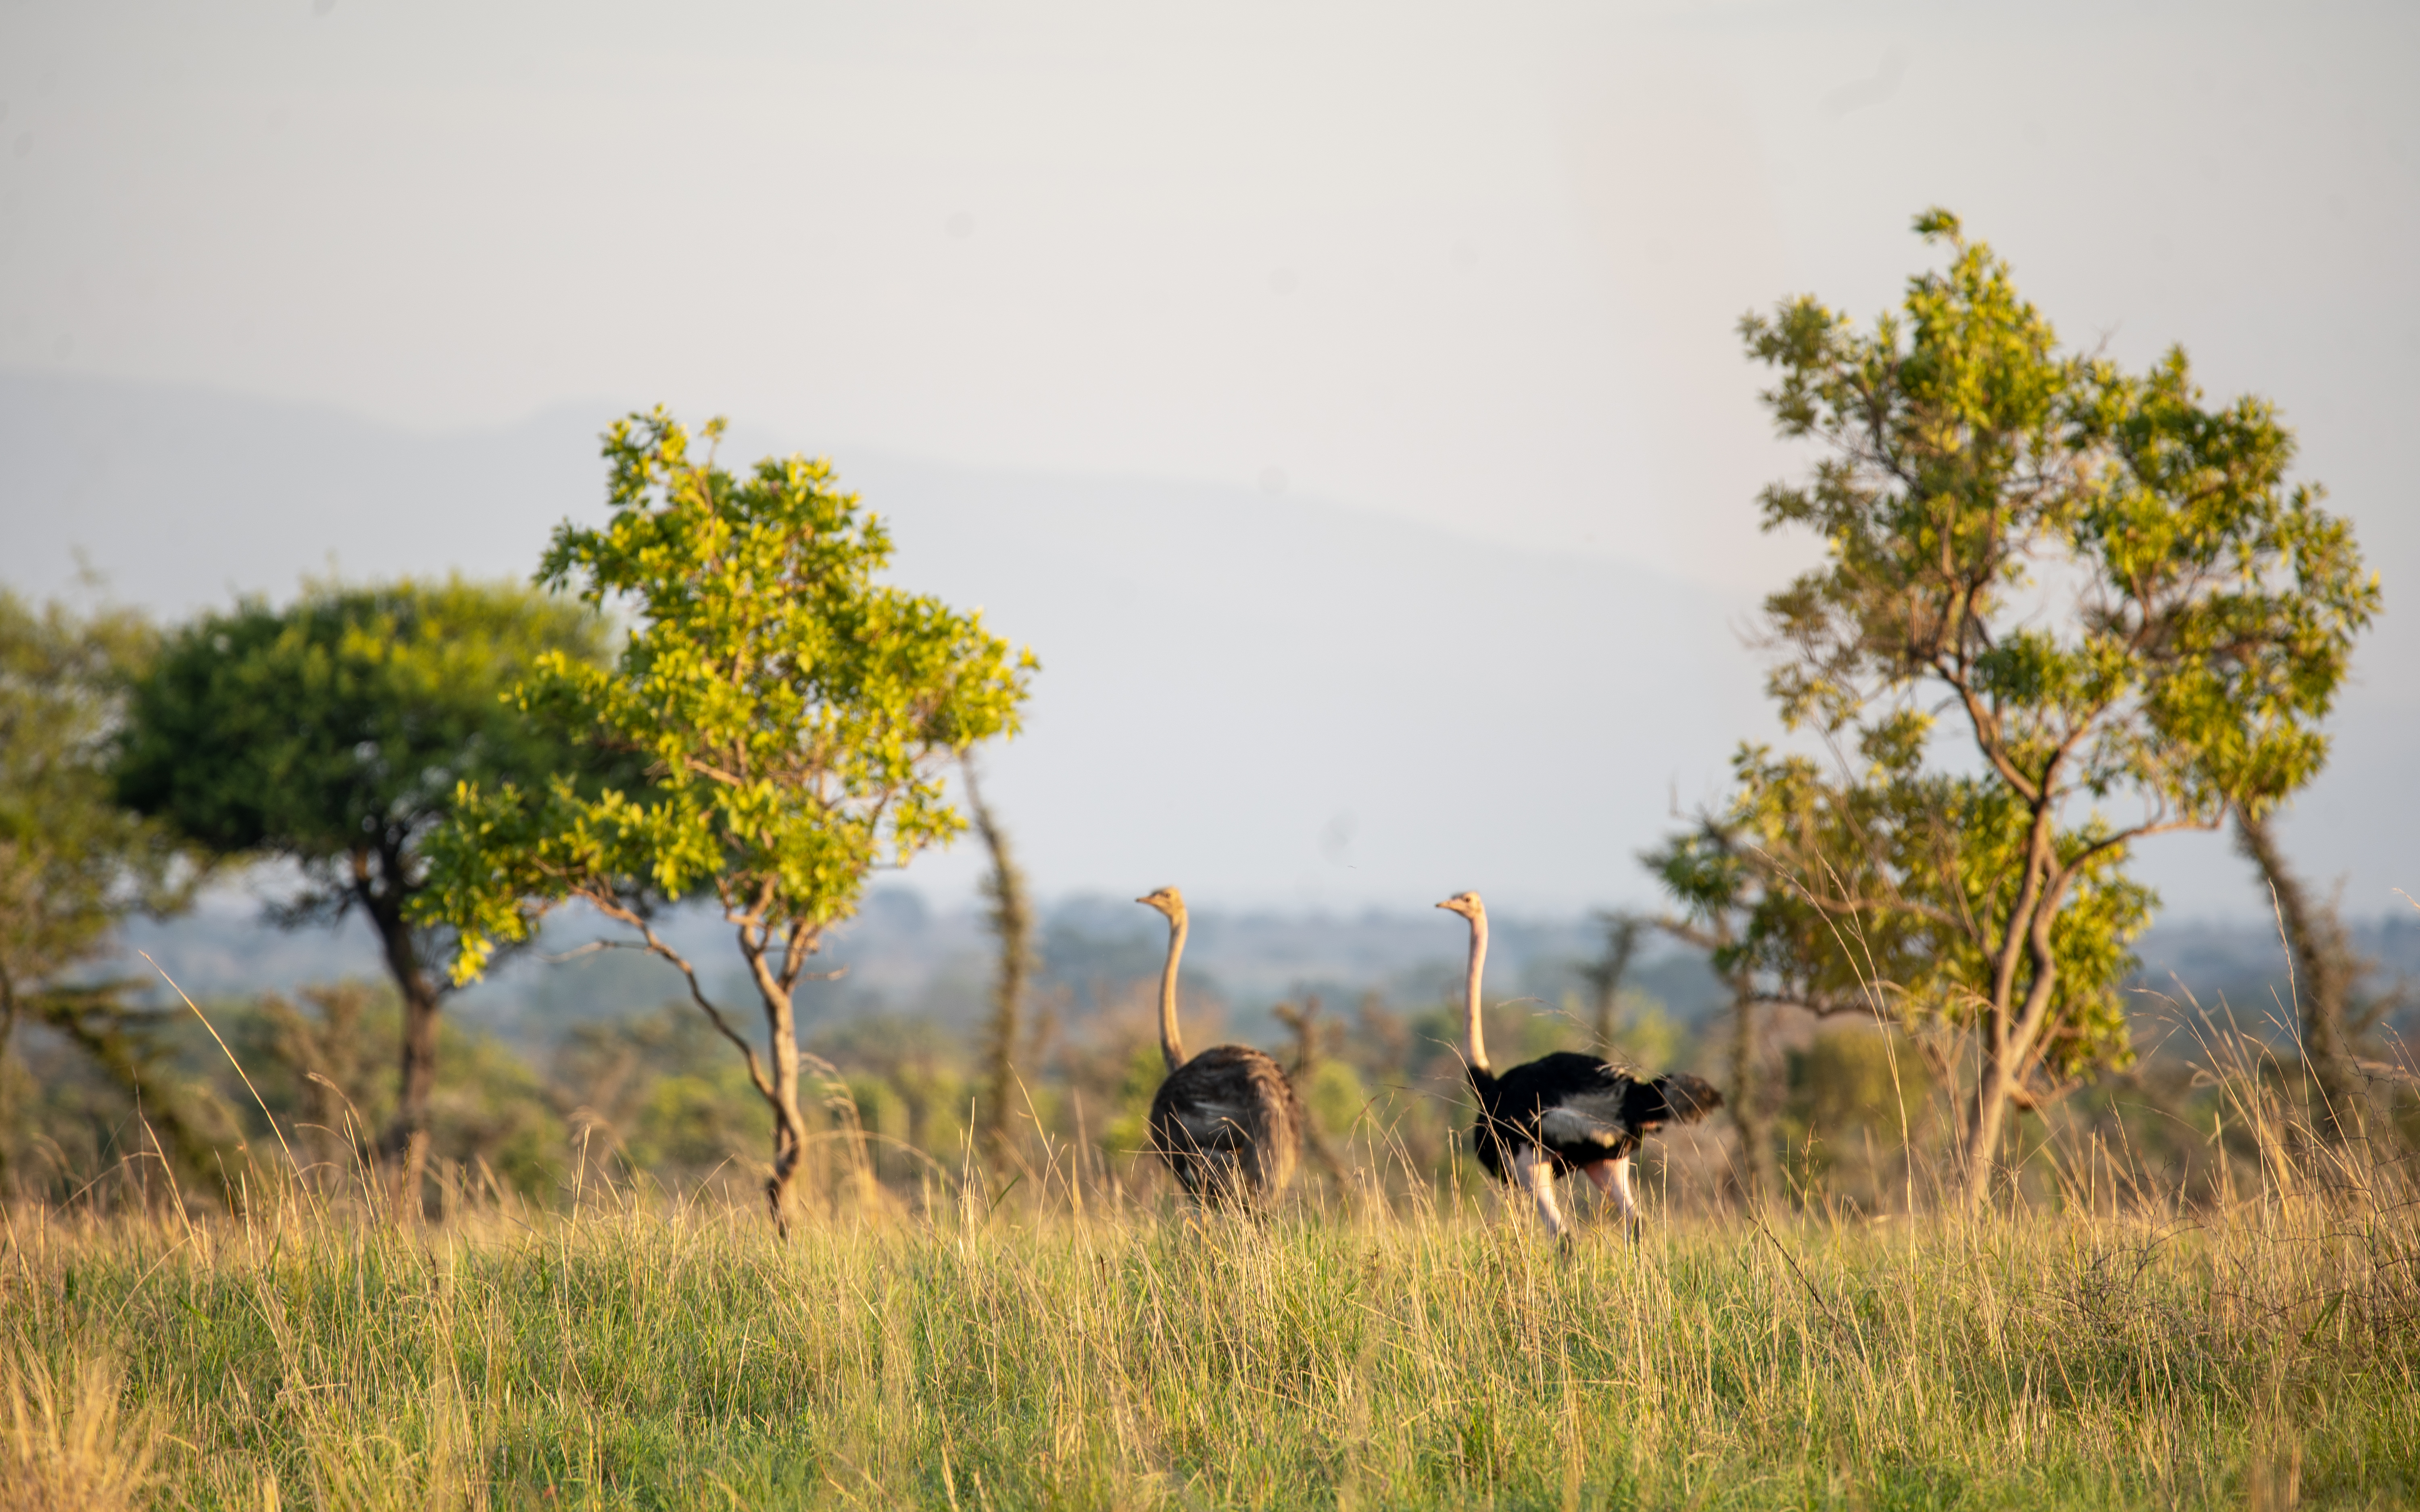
(5, 1150, 2418, 1512)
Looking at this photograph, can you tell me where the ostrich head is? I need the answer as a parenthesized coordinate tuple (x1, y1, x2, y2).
(1136, 886, 1187, 925)
(1435, 891, 1484, 921)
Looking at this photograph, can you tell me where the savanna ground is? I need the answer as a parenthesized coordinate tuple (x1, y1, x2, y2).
(6, 1085, 2419, 1512)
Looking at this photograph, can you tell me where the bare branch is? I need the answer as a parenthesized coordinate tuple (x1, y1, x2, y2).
(578, 886, 774, 1103)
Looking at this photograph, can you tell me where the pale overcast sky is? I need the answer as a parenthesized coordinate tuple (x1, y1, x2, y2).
(2, 0, 2413, 919)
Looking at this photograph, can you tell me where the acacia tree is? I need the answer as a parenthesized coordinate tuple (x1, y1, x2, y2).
(419, 411, 1035, 1230)
(113, 579, 615, 1200)
(1722, 210, 2376, 1206)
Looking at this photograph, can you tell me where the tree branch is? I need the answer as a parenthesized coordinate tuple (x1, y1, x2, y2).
(578, 887, 774, 1102)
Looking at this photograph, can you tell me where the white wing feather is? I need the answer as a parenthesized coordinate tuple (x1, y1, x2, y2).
(1538, 1089, 1632, 1148)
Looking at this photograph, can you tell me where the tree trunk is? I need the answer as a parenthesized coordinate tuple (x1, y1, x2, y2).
(1961, 1056, 2018, 1209)
(366, 882, 444, 1218)
(1962, 953, 2051, 1210)
(1726, 980, 1780, 1207)
(2235, 806, 2363, 1143)
(1950, 802, 2069, 1211)
(1959, 866, 2068, 1210)
(1586, 914, 1642, 1057)
(749, 944, 814, 1237)
(1276, 997, 1350, 1188)
(963, 763, 1031, 1161)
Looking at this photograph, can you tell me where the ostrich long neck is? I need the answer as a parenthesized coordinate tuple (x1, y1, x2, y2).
(1462, 909, 1491, 1075)
(1157, 912, 1190, 1073)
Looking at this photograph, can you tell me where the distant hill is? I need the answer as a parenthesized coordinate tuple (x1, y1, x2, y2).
(0, 366, 1772, 914)
(6, 367, 2403, 919)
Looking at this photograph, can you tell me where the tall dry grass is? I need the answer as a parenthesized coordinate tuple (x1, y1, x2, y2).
(1, 1354, 156, 1512)
(5, 1011, 2419, 1512)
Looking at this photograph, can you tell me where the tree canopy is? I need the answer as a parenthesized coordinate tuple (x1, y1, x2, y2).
(419, 410, 1036, 1227)
(115, 578, 614, 879)
(1670, 209, 2377, 1204)
(113, 577, 616, 1193)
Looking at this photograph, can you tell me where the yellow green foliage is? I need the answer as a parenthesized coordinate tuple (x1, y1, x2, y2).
(1659, 209, 2378, 1199)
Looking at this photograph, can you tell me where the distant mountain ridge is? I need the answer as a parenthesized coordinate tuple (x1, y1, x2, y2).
(1, 366, 1771, 914)
(5, 366, 2399, 919)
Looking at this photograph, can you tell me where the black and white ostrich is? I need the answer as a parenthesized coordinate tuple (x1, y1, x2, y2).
(1437, 891, 1721, 1236)
(1138, 887, 1303, 1207)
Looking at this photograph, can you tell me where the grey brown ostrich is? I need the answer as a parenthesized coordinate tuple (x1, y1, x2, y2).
(1438, 890, 1721, 1237)
(1137, 886, 1303, 1207)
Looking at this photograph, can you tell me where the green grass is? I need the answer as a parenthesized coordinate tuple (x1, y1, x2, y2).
(5, 1173, 2418, 1511)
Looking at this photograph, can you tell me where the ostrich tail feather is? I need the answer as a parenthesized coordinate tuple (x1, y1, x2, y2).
(1653, 1071, 1724, 1125)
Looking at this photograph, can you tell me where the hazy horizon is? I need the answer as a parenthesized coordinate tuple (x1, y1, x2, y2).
(4, 1, 2413, 922)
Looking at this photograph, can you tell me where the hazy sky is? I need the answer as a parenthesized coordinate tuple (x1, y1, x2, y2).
(3, 0, 2414, 919)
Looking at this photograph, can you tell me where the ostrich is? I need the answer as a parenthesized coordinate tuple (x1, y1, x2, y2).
(1137, 886, 1304, 1207)
(1437, 891, 1721, 1237)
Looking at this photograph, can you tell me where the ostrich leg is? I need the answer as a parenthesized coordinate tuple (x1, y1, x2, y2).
(1584, 1155, 1642, 1235)
(1512, 1147, 1569, 1237)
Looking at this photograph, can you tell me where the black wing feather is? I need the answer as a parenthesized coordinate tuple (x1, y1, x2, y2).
(1470, 1055, 1723, 1182)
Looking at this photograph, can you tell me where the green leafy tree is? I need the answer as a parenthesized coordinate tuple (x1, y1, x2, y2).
(113, 578, 616, 1199)
(417, 411, 1035, 1230)
(1711, 210, 2376, 1205)
(0, 592, 210, 1191)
